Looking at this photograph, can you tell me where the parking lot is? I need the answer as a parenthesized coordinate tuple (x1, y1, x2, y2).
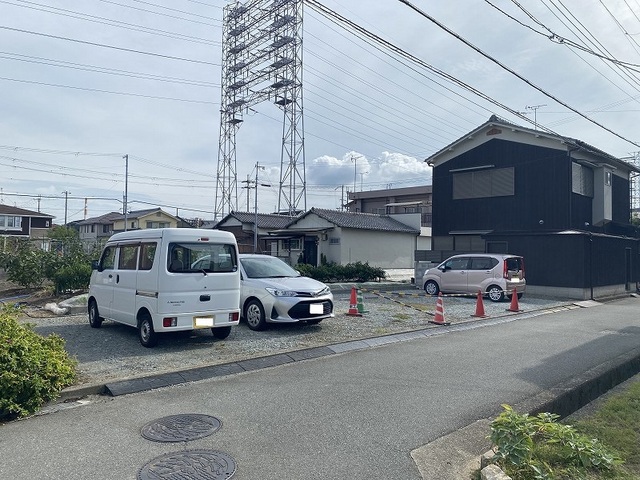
(20, 287, 574, 387)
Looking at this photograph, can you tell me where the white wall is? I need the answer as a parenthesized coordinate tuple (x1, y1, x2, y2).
(338, 229, 415, 268)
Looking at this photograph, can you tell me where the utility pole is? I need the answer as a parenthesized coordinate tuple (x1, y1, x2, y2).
(123, 154, 129, 231)
(351, 155, 357, 194)
(62, 190, 70, 225)
(253, 163, 271, 253)
(359, 172, 368, 191)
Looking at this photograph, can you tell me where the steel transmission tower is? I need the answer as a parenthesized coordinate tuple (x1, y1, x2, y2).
(215, 0, 306, 219)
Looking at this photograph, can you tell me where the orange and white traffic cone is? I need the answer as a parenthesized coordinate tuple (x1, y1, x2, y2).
(429, 292, 450, 325)
(472, 290, 487, 318)
(507, 288, 521, 312)
(346, 286, 362, 317)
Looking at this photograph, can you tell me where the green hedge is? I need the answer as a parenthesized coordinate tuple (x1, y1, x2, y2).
(296, 261, 386, 283)
(0, 307, 77, 418)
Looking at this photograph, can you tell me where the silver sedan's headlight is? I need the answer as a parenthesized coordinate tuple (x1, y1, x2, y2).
(265, 287, 299, 297)
(317, 286, 330, 296)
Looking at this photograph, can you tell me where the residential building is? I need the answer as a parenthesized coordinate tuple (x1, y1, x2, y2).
(348, 185, 432, 249)
(425, 115, 640, 299)
(0, 205, 54, 248)
(214, 211, 296, 254)
(112, 208, 179, 232)
(265, 208, 421, 268)
(74, 212, 122, 251)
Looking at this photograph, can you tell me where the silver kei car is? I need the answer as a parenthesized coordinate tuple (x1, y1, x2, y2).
(238, 254, 334, 331)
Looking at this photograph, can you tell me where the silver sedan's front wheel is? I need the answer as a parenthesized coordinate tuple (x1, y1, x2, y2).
(245, 299, 267, 331)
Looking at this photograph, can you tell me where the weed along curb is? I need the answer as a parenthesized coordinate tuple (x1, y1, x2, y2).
(476, 346, 640, 479)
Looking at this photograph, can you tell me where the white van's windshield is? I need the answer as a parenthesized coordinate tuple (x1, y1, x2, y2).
(168, 242, 237, 273)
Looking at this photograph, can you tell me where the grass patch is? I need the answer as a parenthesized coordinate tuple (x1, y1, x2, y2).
(571, 381, 640, 478)
(392, 314, 410, 321)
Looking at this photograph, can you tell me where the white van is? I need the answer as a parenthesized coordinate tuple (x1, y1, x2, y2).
(88, 228, 240, 347)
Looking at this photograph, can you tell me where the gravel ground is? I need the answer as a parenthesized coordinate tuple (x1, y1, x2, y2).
(16, 287, 573, 387)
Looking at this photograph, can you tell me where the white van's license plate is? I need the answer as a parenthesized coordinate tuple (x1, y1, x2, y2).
(194, 317, 214, 327)
(309, 304, 323, 314)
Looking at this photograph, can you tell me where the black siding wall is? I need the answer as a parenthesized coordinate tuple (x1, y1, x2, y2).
(432, 139, 571, 235)
(486, 233, 639, 289)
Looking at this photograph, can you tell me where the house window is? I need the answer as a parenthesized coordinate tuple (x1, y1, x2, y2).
(572, 163, 594, 197)
(452, 167, 514, 200)
(0, 216, 22, 230)
(102, 224, 110, 233)
(284, 239, 301, 250)
(91, 225, 95, 233)
(146, 221, 170, 229)
(329, 238, 340, 245)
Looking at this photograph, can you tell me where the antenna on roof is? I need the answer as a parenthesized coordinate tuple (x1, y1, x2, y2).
(525, 104, 547, 131)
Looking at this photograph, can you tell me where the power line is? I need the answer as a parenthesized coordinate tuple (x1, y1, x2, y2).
(396, 0, 640, 148)
(0, 51, 220, 87)
(0, 76, 218, 105)
(0, 25, 221, 66)
(1, 0, 220, 45)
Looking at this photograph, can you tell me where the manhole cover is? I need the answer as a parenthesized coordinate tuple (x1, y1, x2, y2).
(141, 414, 222, 442)
(138, 449, 236, 480)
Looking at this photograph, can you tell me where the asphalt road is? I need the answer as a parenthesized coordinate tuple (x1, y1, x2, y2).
(1, 296, 639, 479)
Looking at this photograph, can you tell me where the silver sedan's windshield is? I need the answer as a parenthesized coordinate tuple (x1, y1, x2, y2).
(241, 256, 300, 279)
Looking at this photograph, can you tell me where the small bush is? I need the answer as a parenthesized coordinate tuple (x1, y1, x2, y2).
(0, 307, 77, 418)
(490, 404, 622, 479)
(51, 262, 92, 294)
(296, 262, 386, 283)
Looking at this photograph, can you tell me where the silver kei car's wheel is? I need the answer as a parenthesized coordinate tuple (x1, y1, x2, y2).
(245, 299, 267, 331)
(487, 285, 505, 302)
(424, 280, 439, 296)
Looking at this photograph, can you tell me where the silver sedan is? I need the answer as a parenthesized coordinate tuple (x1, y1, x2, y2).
(239, 254, 334, 331)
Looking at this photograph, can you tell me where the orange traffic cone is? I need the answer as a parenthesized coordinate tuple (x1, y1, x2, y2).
(346, 286, 362, 317)
(507, 288, 521, 312)
(472, 290, 487, 318)
(429, 292, 450, 325)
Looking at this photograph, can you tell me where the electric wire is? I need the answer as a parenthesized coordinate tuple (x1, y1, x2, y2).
(1, 0, 220, 45)
(0, 26, 221, 66)
(0, 52, 220, 87)
(395, 0, 640, 148)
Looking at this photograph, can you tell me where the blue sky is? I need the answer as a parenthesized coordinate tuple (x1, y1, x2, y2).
(1, 0, 638, 222)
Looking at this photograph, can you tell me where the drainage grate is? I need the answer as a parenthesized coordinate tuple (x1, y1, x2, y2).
(141, 414, 222, 443)
(138, 449, 236, 480)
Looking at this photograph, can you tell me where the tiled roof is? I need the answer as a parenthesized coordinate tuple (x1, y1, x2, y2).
(0, 204, 54, 218)
(426, 115, 640, 173)
(77, 211, 122, 225)
(225, 211, 295, 229)
(292, 208, 419, 233)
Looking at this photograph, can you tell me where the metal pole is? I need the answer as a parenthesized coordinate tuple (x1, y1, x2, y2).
(254, 162, 259, 253)
(123, 154, 129, 231)
(62, 190, 70, 225)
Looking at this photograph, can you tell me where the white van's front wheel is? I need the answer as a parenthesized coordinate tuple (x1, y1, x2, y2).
(88, 300, 103, 328)
(139, 314, 158, 348)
